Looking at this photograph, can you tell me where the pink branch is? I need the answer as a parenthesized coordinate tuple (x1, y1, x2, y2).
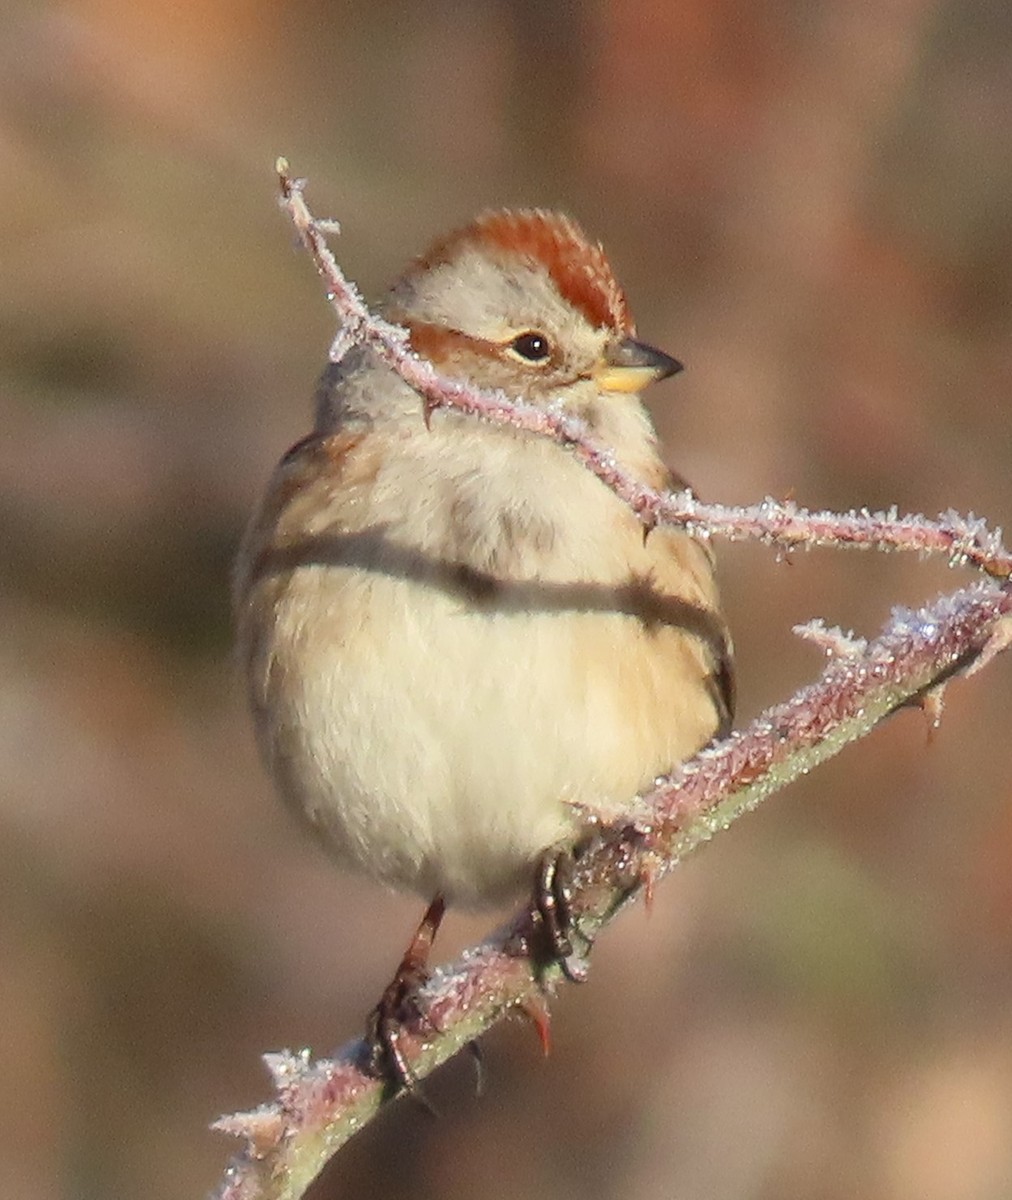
(276, 160, 1011, 582)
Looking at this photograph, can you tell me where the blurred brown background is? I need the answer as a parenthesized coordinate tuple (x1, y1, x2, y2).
(2, 1, 1012, 1197)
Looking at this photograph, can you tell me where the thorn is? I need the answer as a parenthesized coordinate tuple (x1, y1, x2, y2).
(518, 993, 553, 1057)
(263, 1049, 311, 1094)
(964, 613, 1012, 680)
(329, 327, 354, 363)
(919, 683, 946, 742)
(212, 1106, 286, 1156)
(793, 620, 866, 659)
(641, 856, 659, 914)
(467, 1041, 485, 1098)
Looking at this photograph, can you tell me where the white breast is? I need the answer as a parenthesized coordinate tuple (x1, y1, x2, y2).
(241, 413, 722, 908)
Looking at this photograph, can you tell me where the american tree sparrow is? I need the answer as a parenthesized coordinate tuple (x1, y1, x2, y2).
(234, 209, 734, 1085)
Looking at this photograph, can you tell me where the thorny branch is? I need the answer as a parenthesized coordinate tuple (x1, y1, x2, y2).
(210, 163, 1012, 1200)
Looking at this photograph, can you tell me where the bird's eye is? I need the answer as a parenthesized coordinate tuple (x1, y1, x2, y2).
(509, 332, 551, 362)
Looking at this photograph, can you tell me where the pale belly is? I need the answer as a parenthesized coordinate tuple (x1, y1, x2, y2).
(256, 566, 718, 908)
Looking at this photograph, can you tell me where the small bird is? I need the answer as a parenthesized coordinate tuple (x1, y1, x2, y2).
(234, 209, 733, 1083)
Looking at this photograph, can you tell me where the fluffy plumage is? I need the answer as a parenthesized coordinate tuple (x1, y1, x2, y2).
(234, 210, 732, 909)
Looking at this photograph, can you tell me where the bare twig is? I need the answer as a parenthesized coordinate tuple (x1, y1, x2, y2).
(209, 165, 1012, 1200)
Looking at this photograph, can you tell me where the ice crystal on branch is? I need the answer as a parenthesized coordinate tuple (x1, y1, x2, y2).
(794, 619, 868, 659)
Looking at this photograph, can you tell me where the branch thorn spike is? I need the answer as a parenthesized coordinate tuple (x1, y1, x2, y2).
(517, 993, 553, 1057)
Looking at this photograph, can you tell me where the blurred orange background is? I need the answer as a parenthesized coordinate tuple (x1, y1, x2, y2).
(2, 2, 1012, 1198)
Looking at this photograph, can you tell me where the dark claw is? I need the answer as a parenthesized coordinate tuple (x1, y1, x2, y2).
(536, 847, 573, 959)
(536, 848, 590, 982)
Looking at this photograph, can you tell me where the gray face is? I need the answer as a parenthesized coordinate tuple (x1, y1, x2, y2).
(387, 244, 616, 402)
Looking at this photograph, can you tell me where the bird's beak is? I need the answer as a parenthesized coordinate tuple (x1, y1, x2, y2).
(592, 336, 683, 394)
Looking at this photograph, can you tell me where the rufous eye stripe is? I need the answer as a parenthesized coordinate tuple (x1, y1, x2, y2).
(403, 321, 494, 366)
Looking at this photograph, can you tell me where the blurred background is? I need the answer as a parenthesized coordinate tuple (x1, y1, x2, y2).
(2, 1, 1012, 1197)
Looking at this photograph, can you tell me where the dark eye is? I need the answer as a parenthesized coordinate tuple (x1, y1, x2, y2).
(509, 331, 551, 362)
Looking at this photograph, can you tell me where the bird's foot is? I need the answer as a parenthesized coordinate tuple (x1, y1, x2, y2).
(535, 847, 591, 983)
(366, 894, 446, 1110)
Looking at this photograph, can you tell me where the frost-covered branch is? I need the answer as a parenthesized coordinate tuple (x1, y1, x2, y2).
(209, 165, 1012, 1200)
(213, 582, 1012, 1200)
(275, 159, 1010, 581)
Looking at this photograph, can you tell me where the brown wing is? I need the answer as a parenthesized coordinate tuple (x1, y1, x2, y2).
(232, 428, 372, 611)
